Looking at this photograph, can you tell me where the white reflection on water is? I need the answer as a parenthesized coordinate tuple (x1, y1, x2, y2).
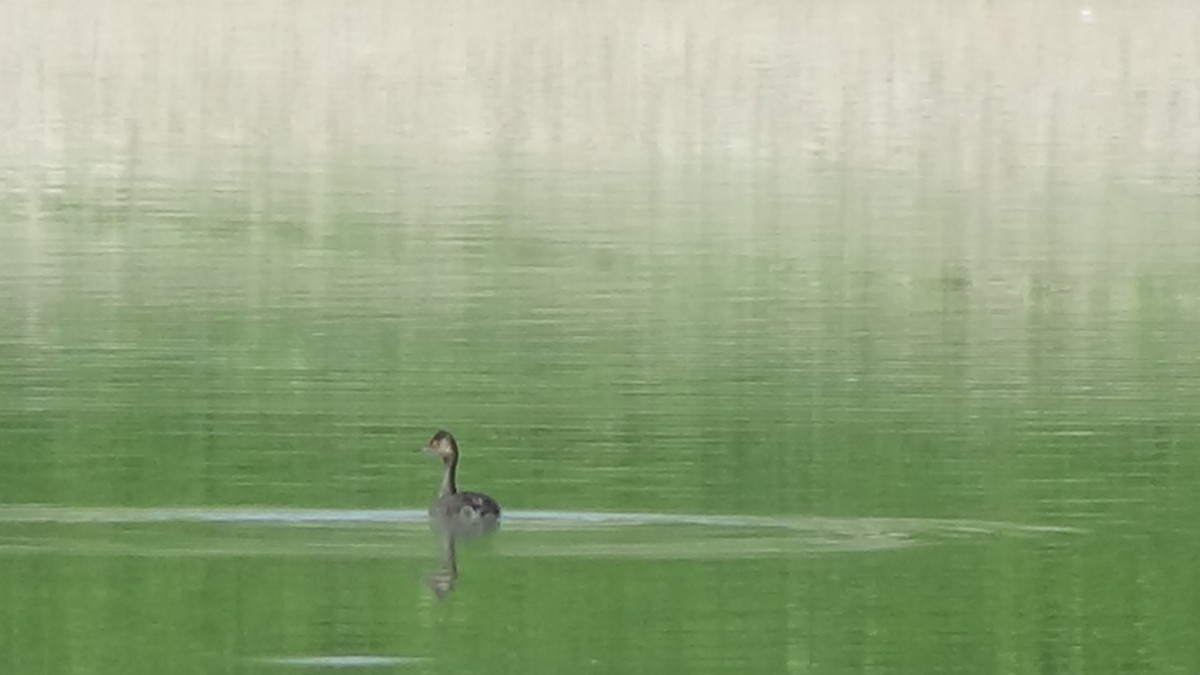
(0, 505, 1084, 531)
(257, 655, 428, 667)
(0, 505, 1083, 560)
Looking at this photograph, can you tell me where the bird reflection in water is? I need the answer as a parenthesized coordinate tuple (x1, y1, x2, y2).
(420, 430, 501, 598)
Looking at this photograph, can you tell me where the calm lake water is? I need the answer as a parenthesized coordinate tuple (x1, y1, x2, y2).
(2, 2, 1199, 674)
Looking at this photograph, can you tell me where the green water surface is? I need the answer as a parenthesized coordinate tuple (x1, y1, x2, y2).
(2, 2, 1199, 674)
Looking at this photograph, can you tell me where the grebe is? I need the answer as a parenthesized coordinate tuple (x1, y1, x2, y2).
(422, 430, 501, 528)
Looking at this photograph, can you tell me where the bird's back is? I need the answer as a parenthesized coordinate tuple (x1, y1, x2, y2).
(430, 490, 501, 528)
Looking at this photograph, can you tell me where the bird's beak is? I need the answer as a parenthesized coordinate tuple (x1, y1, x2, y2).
(420, 445, 435, 455)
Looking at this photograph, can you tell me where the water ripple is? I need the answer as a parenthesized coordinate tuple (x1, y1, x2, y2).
(0, 505, 1083, 560)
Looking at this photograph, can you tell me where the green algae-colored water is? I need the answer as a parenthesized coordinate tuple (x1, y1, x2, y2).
(2, 2, 1199, 673)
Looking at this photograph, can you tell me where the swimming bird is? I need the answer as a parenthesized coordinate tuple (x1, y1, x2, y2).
(421, 430, 501, 532)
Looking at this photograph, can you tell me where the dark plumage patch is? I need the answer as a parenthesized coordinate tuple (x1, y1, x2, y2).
(457, 491, 501, 518)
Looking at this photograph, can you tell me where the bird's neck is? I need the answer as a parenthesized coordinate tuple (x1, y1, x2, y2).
(438, 456, 458, 498)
